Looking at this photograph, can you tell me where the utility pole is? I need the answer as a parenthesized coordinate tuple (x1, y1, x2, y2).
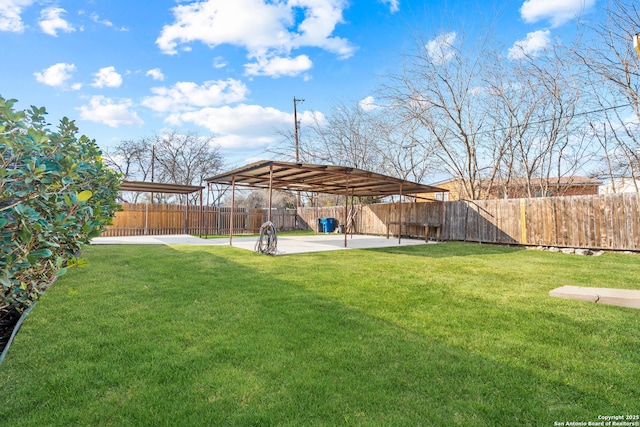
(293, 96, 304, 163)
(293, 96, 304, 208)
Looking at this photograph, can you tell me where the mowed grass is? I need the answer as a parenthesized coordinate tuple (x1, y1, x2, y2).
(1, 242, 639, 426)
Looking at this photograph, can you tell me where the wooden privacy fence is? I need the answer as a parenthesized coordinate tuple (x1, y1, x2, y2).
(298, 193, 640, 251)
(102, 203, 299, 237)
(104, 194, 640, 251)
(440, 193, 640, 250)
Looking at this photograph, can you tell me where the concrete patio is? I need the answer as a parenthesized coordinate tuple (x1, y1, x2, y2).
(90, 234, 435, 255)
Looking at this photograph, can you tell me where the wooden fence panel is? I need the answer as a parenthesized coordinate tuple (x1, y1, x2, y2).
(260, 208, 299, 231)
(104, 204, 267, 236)
(104, 205, 304, 236)
(516, 194, 640, 250)
(359, 194, 639, 250)
(298, 206, 349, 232)
(104, 203, 188, 236)
(360, 204, 386, 235)
(443, 201, 467, 241)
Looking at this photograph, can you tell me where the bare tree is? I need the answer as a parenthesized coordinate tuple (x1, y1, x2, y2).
(104, 137, 153, 180)
(575, 0, 640, 189)
(505, 45, 590, 197)
(107, 130, 225, 204)
(384, 30, 500, 199)
(384, 27, 594, 199)
(226, 189, 295, 209)
(270, 98, 439, 192)
(104, 137, 154, 202)
(152, 130, 224, 204)
(304, 100, 383, 171)
(367, 105, 437, 184)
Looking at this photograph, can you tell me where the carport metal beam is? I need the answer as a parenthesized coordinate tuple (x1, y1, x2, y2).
(230, 176, 236, 246)
(344, 173, 349, 248)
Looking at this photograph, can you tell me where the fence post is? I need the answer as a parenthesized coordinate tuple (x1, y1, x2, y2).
(144, 203, 149, 235)
(216, 206, 221, 235)
(520, 199, 527, 245)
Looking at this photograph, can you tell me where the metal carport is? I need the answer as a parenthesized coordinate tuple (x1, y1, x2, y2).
(119, 181, 205, 235)
(204, 160, 446, 247)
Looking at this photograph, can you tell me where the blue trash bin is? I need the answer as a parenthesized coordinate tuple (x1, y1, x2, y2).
(320, 217, 335, 233)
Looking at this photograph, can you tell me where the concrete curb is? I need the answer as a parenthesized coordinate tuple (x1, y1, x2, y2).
(550, 286, 640, 309)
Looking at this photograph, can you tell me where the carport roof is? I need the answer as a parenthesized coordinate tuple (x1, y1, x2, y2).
(204, 160, 447, 197)
(120, 180, 204, 194)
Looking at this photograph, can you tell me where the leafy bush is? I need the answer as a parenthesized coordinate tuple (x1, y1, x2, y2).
(0, 96, 121, 314)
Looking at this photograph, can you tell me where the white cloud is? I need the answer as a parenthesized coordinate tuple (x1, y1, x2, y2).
(39, 6, 75, 36)
(0, 0, 35, 32)
(90, 12, 128, 31)
(358, 96, 379, 112)
(166, 104, 291, 149)
(426, 32, 457, 65)
(381, 0, 399, 13)
(244, 54, 313, 77)
(92, 66, 123, 88)
(151, 103, 326, 152)
(146, 68, 165, 81)
(213, 56, 228, 69)
(292, 1, 354, 58)
(156, 0, 355, 77)
(508, 30, 551, 60)
(34, 62, 79, 88)
(142, 79, 249, 113)
(520, 0, 596, 27)
(78, 96, 143, 128)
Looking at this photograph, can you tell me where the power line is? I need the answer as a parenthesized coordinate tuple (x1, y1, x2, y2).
(472, 102, 635, 137)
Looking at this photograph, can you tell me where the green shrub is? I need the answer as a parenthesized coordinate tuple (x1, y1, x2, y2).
(0, 96, 121, 314)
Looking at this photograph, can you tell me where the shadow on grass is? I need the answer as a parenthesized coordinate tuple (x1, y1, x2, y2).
(0, 244, 632, 426)
(365, 240, 525, 258)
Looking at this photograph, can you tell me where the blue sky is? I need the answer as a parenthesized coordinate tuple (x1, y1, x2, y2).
(0, 0, 597, 167)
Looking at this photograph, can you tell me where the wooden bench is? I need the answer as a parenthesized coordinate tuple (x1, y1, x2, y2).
(386, 222, 441, 241)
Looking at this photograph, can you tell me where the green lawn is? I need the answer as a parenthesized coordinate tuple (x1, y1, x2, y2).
(1, 242, 638, 426)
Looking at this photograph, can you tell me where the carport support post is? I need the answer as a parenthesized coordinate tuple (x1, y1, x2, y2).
(230, 176, 236, 246)
(314, 193, 318, 235)
(206, 183, 212, 237)
(268, 163, 274, 222)
(398, 183, 403, 245)
(199, 189, 203, 237)
(344, 174, 349, 248)
(350, 189, 355, 239)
